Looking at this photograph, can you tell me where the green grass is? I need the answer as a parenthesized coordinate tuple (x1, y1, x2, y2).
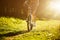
(0, 17, 27, 34)
(3, 31, 55, 40)
(0, 17, 60, 40)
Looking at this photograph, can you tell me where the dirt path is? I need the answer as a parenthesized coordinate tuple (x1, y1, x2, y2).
(0, 30, 29, 37)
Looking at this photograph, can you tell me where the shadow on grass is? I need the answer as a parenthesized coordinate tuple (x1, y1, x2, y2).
(0, 30, 29, 37)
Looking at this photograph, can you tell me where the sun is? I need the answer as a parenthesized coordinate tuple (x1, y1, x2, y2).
(48, 0, 60, 12)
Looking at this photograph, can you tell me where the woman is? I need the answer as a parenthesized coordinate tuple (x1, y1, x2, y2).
(24, 0, 39, 31)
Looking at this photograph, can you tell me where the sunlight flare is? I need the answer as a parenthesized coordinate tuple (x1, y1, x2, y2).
(49, 0, 60, 12)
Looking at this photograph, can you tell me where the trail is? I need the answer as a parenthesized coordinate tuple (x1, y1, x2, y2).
(0, 30, 29, 37)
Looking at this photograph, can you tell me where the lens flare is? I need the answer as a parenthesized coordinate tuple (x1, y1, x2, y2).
(46, 0, 60, 18)
(49, 1, 60, 12)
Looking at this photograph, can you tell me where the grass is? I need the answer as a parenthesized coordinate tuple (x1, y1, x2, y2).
(0, 17, 60, 40)
(0, 17, 27, 34)
(3, 31, 54, 40)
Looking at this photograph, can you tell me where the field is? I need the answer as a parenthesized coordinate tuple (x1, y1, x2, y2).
(0, 17, 60, 40)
